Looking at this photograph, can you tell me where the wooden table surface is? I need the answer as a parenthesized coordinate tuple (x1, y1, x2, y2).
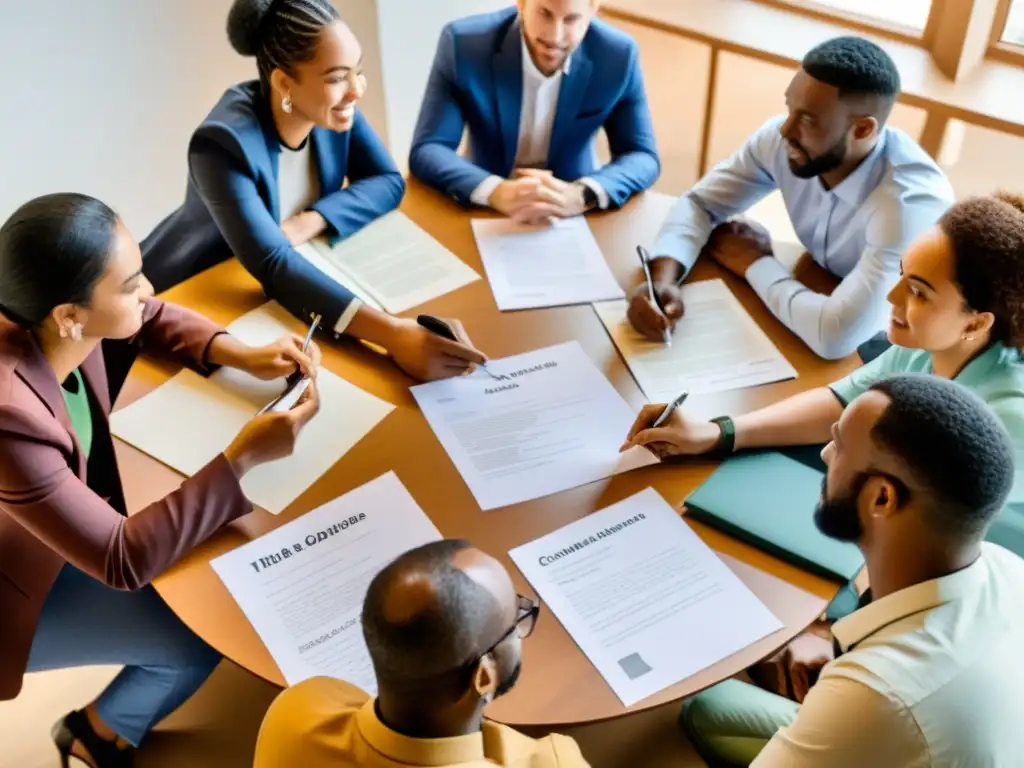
(113, 179, 859, 727)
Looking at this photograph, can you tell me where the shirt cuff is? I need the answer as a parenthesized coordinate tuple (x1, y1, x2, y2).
(579, 177, 610, 210)
(332, 298, 364, 337)
(745, 255, 797, 296)
(470, 176, 504, 208)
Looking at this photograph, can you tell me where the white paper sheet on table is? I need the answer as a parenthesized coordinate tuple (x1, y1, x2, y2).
(471, 216, 624, 311)
(295, 210, 480, 314)
(594, 279, 797, 401)
(410, 341, 657, 511)
(111, 302, 395, 514)
(509, 487, 783, 707)
(211, 472, 441, 690)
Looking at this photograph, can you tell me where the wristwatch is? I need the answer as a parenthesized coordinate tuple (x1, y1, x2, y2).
(710, 416, 736, 455)
(580, 183, 599, 210)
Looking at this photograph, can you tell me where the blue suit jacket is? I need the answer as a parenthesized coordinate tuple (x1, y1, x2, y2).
(142, 81, 405, 331)
(409, 8, 660, 208)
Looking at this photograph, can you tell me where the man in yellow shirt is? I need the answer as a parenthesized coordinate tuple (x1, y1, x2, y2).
(254, 540, 589, 767)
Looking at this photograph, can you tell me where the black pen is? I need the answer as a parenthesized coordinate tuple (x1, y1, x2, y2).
(416, 315, 495, 379)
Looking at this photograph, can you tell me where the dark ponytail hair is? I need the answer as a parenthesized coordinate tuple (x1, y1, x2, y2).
(226, 0, 340, 91)
(0, 193, 119, 329)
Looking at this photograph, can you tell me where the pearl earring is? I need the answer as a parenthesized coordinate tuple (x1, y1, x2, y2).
(71, 323, 83, 341)
(282, 96, 292, 114)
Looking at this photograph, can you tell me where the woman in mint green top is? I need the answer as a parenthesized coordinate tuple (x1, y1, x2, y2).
(625, 192, 1024, 552)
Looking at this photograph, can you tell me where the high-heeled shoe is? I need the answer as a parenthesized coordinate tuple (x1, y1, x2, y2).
(51, 710, 134, 768)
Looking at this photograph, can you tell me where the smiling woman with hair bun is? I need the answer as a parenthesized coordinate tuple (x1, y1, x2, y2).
(141, 0, 487, 384)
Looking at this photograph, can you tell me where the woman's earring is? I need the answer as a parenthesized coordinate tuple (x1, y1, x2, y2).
(282, 96, 293, 114)
(71, 323, 83, 341)
(963, 333, 976, 342)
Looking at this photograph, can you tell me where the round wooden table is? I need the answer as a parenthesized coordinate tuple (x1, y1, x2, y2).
(114, 179, 859, 727)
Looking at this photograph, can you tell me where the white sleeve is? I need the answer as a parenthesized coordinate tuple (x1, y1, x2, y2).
(651, 118, 781, 275)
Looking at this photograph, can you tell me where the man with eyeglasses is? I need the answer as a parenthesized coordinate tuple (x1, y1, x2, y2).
(254, 539, 587, 767)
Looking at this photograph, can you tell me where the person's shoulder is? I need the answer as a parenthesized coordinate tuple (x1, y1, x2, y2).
(192, 81, 267, 155)
(255, 678, 368, 767)
(864, 344, 928, 376)
(447, 6, 518, 39)
(482, 722, 589, 766)
(581, 17, 637, 59)
(873, 126, 955, 207)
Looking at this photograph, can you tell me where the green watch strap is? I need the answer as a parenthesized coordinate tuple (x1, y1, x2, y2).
(710, 415, 736, 455)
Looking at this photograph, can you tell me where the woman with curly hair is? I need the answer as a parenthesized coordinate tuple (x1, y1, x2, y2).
(625, 192, 1024, 550)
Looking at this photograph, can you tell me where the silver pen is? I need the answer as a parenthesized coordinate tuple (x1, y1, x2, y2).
(257, 313, 321, 416)
(637, 245, 672, 347)
(652, 391, 689, 428)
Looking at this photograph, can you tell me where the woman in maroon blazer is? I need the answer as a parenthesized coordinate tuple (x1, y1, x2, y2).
(0, 193, 321, 766)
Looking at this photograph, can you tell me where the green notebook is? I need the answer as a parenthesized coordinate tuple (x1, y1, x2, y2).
(686, 450, 864, 582)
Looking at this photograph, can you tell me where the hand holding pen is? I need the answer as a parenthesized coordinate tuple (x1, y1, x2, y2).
(628, 246, 685, 344)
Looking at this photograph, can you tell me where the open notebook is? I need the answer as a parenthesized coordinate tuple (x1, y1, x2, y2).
(295, 210, 479, 314)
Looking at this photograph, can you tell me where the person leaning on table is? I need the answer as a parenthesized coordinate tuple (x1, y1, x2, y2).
(0, 193, 321, 768)
(254, 539, 589, 768)
(690, 375, 1024, 766)
(409, 0, 660, 225)
(141, 0, 486, 384)
(624, 193, 1024, 556)
(627, 36, 954, 360)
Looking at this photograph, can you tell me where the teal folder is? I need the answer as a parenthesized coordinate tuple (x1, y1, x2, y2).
(686, 450, 864, 582)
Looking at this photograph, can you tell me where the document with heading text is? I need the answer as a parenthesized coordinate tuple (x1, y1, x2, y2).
(211, 472, 441, 691)
(472, 216, 624, 310)
(510, 488, 782, 706)
(593, 279, 797, 400)
(410, 341, 657, 511)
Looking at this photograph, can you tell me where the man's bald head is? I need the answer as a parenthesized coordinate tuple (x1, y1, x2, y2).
(362, 540, 516, 689)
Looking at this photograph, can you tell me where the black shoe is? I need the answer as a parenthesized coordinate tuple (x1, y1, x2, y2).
(52, 710, 133, 768)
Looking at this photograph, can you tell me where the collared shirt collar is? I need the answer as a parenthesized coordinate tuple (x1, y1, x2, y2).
(827, 127, 889, 207)
(356, 699, 487, 766)
(519, 24, 571, 80)
(832, 551, 988, 653)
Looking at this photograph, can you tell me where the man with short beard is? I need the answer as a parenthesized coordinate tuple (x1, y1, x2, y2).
(254, 539, 589, 767)
(629, 37, 954, 361)
(682, 374, 1024, 766)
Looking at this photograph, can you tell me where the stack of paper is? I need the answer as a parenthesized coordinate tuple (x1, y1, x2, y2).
(296, 210, 480, 313)
(510, 487, 782, 706)
(594, 279, 797, 401)
(212, 472, 442, 690)
(111, 303, 395, 514)
(410, 341, 657, 511)
(471, 217, 625, 310)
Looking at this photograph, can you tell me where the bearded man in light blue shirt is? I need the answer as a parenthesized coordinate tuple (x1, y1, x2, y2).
(628, 36, 954, 360)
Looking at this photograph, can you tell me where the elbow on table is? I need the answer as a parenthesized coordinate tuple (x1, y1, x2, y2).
(806, 330, 863, 362)
(381, 172, 406, 210)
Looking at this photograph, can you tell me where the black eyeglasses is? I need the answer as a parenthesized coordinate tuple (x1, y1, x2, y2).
(471, 594, 540, 666)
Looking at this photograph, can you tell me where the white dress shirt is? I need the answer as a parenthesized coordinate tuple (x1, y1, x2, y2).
(754, 543, 1024, 766)
(470, 36, 608, 209)
(278, 139, 363, 334)
(653, 117, 954, 360)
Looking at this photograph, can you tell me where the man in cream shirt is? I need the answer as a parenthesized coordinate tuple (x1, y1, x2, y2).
(254, 540, 588, 767)
(682, 374, 1024, 766)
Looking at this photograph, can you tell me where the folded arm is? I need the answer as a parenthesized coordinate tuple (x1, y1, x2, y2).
(408, 25, 494, 205)
(652, 119, 781, 276)
(583, 45, 660, 208)
(309, 111, 405, 244)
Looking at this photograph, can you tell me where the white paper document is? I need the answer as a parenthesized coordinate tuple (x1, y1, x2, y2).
(594, 279, 797, 400)
(510, 487, 783, 706)
(111, 303, 395, 514)
(295, 210, 480, 314)
(410, 341, 657, 511)
(471, 217, 625, 311)
(211, 472, 441, 690)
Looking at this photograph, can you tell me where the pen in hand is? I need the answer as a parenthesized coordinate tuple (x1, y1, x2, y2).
(287, 313, 322, 387)
(636, 245, 673, 348)
(652, 391, 689, 428)
(416, 315, 496, 379)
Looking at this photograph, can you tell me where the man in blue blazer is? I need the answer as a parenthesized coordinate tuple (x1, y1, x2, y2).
(410, 0, 660, 223)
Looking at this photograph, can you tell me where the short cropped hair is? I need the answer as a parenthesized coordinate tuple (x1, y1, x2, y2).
(867, 375, 1014, 539)
(939, 193, 1024, 351)
(802, 36, 900, 121)
(362, 540, 500, 688)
